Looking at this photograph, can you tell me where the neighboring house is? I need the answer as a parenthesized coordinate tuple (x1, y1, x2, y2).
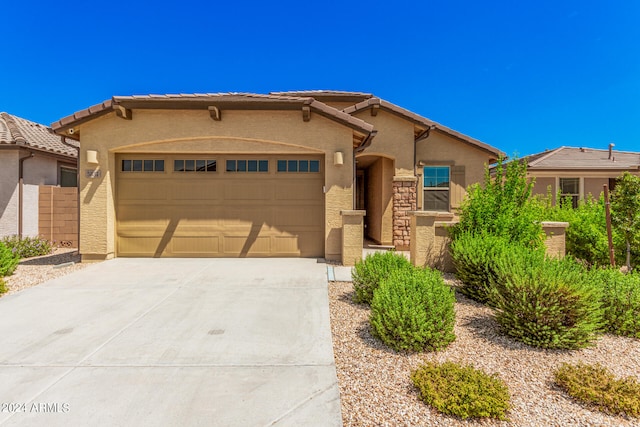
(526, 145, 640, 207)
(0, 113, 78, 238)
(51, 91, 502, 262)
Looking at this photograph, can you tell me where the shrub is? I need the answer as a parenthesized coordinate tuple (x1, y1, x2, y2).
(0, 278, 7, 295)
(451, 233, 544, 304)
(352, 251, 412, 304)
(490, 252, 604, 349)
(451, 157, 545, 248)
(0, 235, 53, 259)
(370, 267, 455, 352)
(554, 362, 640, 418)
(593, 268, 640, 338)
(411, 362, 510, 420)
(0, 243, 19, 277)
(545, 195, 612, 266)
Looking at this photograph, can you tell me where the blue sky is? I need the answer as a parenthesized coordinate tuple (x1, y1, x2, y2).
(1, 0, 638, 156)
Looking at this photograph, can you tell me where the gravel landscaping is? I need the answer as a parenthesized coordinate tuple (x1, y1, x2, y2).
(2, 248, 88, 296)
(329, 277, 640, 427)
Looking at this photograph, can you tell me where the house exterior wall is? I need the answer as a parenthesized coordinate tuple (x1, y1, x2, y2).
(0, 151, 19, 236)
(76, 109, 356, 261)
(416, 132, 494, 211)
(353, 110, 415, 176)
(529, 170, 640, 204)
(22, 155, 64, 237)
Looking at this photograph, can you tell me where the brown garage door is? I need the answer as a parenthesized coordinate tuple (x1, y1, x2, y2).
(116, 155, 324, 257)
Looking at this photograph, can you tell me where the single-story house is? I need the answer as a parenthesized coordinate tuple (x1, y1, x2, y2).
(0, 112, 78, 238)
(51, 91, 502, 262)
(526, 145, 640, 207)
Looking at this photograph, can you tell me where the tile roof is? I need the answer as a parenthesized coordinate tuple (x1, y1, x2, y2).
(51, 93, 374, 137)
(269, 90, 373, 102)
(525, 146, 640, 170)
(0, 112, 78, 158)
(342, 98, 504, 157)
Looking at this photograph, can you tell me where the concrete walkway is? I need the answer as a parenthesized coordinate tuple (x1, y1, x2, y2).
(0, 258, 341, 426)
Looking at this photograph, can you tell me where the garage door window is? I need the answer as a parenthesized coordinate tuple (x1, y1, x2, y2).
(277, 159, 320, 173)
(122, 159, 165, 172)
(174, 159, 217, 172)
(226, 160, 268, 172)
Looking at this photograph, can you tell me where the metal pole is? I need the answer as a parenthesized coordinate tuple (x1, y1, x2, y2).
(604, 184, 615, 267)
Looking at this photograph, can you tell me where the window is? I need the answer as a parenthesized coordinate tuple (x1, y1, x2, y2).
(122, 159, 164, 172)
(59, 166, 77, 187)
(174, 159, 216, 172)
(423, 166, 450, 211)
(226, 159, 268, 172)
(277, 159, 320, 173)
(559, 177, 580, 208)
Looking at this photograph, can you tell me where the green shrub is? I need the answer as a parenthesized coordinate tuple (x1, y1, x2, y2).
(593, 268, 640, 338)
(451, 233, 544, 304)
(0, 235, 53, 259)
(554, 362, 640, 418)
(370, 267, 455, 352)
(490, 252, 604, 349)
(545, 195, 612, 266)
(0, 278, 7, 295)
(352, 251, 412, 304)
(0, 243, 19, 277)
(451, 157, 545, 248)
(411, 362, 510, 420)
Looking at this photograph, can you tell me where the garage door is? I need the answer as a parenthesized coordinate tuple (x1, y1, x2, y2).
(116, 155, 324, 257)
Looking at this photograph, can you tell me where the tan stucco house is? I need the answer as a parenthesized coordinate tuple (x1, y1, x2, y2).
(51, 91, 502, 262)
(0, 113, 78, 239)
(526, 145, 640, 207)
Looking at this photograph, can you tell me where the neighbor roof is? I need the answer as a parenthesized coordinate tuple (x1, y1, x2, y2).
(525, 146, 640, 170)
(0, 112, 78, 158)
(51, 93, 375, 139)
(342, 97, 504, 157)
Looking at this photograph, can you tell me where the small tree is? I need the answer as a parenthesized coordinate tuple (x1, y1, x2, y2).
(451, 157, 544, 248)
(611, 172, 640, 271)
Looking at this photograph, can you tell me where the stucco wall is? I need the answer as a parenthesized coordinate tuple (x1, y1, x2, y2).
(417, 132, 494, 210)
(23, 155, 58, 186)
(353, 110, 415, 176)
(22, 184, 39, 237)
(584, 177, 608, 200)
(76, 109, 356, 261)
(0, 151, 19, 236)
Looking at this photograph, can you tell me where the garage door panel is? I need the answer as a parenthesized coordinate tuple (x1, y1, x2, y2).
(275, 182, 322, 201)
(118, 237, 166, 257)
(273, 206, 323, 227)
(172, 181, 223, 201)
(172, 236, 220, 254)
(224, 182, 273, 201)
(116, 154, 324, 257)
(223, 235, 272, 255)
(118, 181, 169, 201)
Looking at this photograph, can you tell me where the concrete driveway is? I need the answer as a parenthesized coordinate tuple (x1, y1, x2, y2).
(0, 258, 341, 426)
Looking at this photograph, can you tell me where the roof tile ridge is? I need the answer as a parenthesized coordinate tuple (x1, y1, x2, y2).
(528, 146, 565, 167)
(1, 113, 26, 145)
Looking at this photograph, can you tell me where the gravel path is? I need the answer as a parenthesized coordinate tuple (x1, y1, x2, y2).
(329, 279, 640, 427)
(2, 248, 88, 296)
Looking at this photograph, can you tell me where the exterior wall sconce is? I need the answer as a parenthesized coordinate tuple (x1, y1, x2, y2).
(334, 151, 344, 166)
(86, 150, 99, 164)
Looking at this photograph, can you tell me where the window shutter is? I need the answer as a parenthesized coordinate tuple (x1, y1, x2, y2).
(450, 165, 466, 208)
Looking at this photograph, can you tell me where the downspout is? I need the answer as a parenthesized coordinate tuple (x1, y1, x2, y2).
(353, 130, 377, 208)
(414, 125, 436, 176)
(18, 151, 35, 238)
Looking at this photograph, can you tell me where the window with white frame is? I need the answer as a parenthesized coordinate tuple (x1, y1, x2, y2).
(559, 177, 580, 208)
(423, 166, 450, 211)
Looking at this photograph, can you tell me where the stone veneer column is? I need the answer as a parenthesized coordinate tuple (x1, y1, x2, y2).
(392, 176, 417, 250)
